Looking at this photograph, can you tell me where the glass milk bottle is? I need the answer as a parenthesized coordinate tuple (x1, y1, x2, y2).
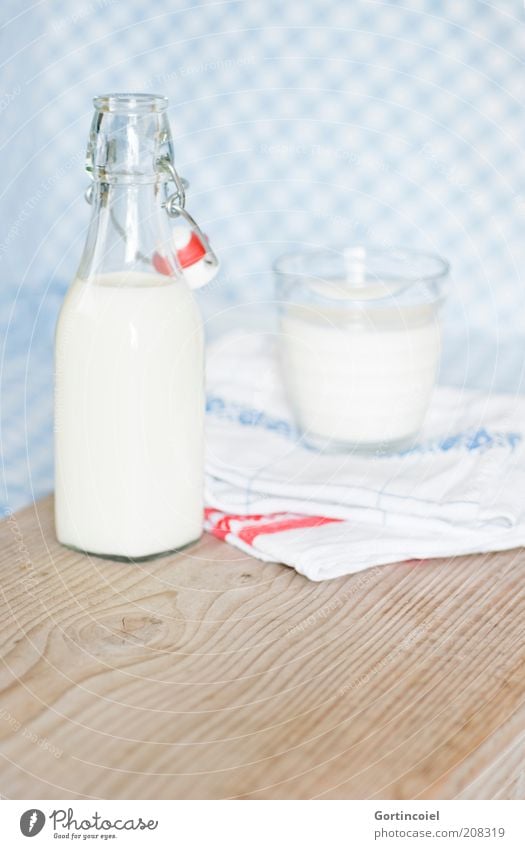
(275, 246, 449, 452)
(55, 94, 204, 559)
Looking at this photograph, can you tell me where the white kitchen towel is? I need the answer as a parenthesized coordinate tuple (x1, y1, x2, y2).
(204, 332, 525, 580)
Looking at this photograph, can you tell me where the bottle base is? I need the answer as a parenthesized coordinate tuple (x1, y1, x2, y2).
(57, 532, 203, 562)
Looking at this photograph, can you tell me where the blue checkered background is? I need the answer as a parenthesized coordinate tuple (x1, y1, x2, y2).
(2, 0, 525, 511)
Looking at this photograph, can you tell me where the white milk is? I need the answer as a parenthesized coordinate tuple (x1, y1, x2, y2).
(55, 271, 204, 558)
(279, 298, 440, 448)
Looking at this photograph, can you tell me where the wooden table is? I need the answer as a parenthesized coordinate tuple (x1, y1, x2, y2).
(1, 496, 525, 800)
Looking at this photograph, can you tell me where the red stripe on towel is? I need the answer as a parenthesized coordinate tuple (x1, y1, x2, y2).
(204, 508, 268, 540)
(238, 515, 341, 545)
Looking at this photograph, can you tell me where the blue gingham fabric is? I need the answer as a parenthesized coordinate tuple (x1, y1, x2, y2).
(1, 0, 525, 512)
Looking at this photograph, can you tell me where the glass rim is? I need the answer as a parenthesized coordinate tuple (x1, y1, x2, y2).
(93, 93, 168, 114)
(273, 245, 450, 287)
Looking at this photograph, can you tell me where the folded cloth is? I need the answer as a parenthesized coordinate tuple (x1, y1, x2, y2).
(204, 332, 525, 580)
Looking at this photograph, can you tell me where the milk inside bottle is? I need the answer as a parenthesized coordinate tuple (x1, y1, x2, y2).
(54, 94, 205, 558)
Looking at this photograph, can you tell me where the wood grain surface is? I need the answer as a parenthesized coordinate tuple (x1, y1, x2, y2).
(0, 495, 524, 799)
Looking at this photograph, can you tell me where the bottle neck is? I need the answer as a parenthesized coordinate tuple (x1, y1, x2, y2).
(77, 180, 181, 280)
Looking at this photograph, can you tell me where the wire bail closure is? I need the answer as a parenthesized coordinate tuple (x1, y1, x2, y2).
(84, 155, 219, 286)
(84, 164, 189, 206)
(158, 155, 187, 211)
(158, 156, 219, 271)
